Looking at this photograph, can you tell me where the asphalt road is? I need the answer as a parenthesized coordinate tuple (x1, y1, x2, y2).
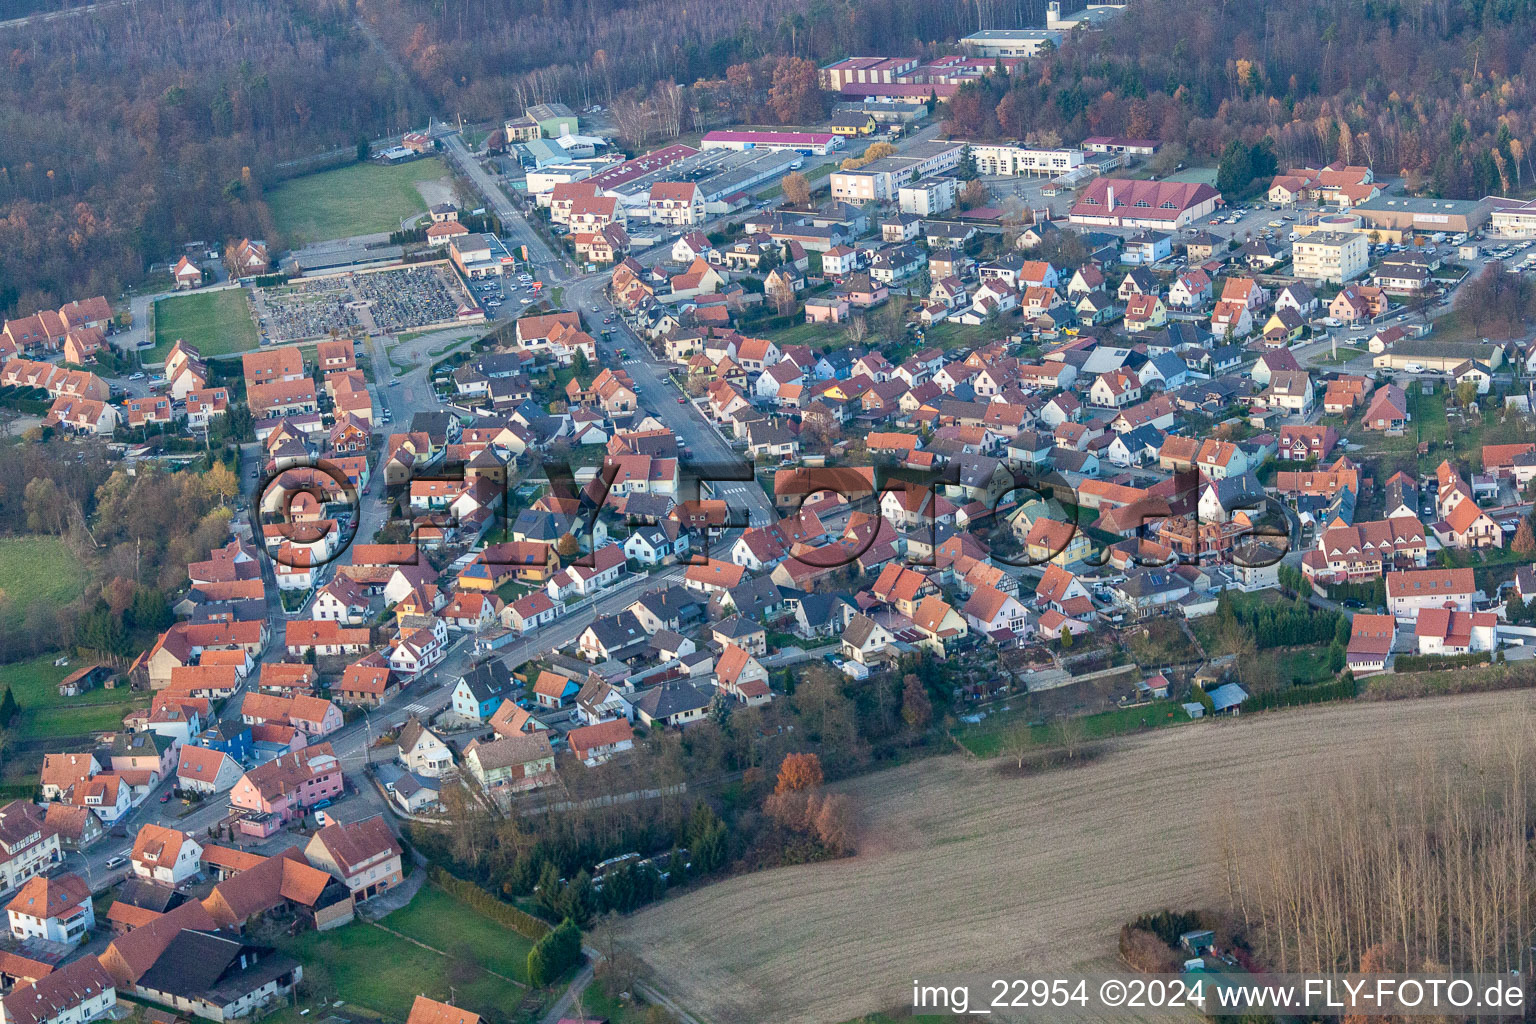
(441, 134, 561, 272)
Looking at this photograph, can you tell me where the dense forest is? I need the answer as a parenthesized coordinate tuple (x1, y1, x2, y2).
(10, 0, 1536, 313)
(0, 0, 415, 317)
(943, 0, 1536, 198)
(360, 0, 1024, 115)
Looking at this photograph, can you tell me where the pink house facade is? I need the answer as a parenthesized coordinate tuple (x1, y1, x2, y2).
(228, 744, 344, 837)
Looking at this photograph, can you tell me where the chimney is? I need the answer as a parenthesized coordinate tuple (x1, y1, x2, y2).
(1106, 185, 1116, 213)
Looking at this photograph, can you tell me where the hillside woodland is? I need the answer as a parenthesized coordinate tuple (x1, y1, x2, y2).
(7, 0, 1536, 313)
(0, 0, 412, 316)
(942, 0, 1536, 198)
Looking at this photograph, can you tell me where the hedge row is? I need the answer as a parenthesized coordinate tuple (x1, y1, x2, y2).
(1245, 675, 1357, 711)
(429, 866, 551, 941)
(1362, 660, 1536, 701)
(1391, 652, 1495, 673)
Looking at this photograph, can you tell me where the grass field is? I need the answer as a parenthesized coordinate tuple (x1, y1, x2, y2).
(953, 699, 1192, 757)
(613, 690, 1532, 1023)
(151, 289, 259, 360)
(383, 883, 535, 982)
(276, 882, 535, 1019)
(0, 653, 145, 740)
(267, 158, 447, 244)
(0, 536, 89, 632)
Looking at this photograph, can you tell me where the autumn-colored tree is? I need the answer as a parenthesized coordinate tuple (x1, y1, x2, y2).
(839, 140, 897, 171)
(104, 575, 137, 617)
(780, 171, 811, 207)
(556, 534, 580, 558)
(900, 674, 932, 731)
(203, 461, 239, 506)
(959, 179, 990, 210)
(775, 751, 823, 793)
(1343, 944, 1404, 1024)
(768, 57, 822, 124)
(813, 792, 855, 854)
(1513, 515, 1536, 554)
(1119, 926, 1180, 973)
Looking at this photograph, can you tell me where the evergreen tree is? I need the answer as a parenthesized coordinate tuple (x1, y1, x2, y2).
(533, 861, 563, 919)
(526, 945, 549, 987)
(692, 819, 728, 874)
(601, 864, 636, 913)
(0, 686, 17, 728)
(560, 869, 597, 927)
(708, 690, 734, 728)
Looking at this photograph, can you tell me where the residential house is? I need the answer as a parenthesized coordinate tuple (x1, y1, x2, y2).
(303, 816, 402, 902)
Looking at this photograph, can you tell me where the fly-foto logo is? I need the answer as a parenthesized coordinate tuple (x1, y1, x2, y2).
(250, 455, 1295, 573)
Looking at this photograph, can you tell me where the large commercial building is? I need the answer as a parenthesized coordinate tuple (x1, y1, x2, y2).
(830, 141, 965, 202)
(1292, 231, 1369, 284)
(1067, 178, 1222, 230)
(700, 130, 843, 156)
(1349, 194, 1489, 241)
(967, 143, 1084, 177)
(959, 28, 1064, 57)
(1488, 196, 1536, 237)
(1082, 136, 1161, 157)
(819, 57, 921, 91)
(1046, 0, 1128, 30)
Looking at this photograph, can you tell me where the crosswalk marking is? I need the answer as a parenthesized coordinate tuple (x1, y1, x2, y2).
(402, 703, 429, 716)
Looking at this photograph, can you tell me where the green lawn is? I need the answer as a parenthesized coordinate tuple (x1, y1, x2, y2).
(922, 318, 1016, 351)
(954, 700, 1193, 758)
(383, 882, 535, 982)
(277, 905, 533, 1020)
(1314, 345, 1365, 365)
(0, 653, 145, 740)
(0, 536, 89, 632)
(266, 158, 446, 244)
(151, 289, 259, 360)
(761, 320, 840, 347)
(1273, 646, 1334, 685)
(572, 984, 649, 1024)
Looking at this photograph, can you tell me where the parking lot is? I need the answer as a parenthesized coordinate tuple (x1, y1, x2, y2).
(474, 269, 546, 321)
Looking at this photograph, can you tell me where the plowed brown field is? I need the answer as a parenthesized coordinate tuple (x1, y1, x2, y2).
(614, 690, 1536, 1023)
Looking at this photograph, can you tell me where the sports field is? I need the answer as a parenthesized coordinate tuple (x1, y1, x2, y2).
(613, 690, 1533, 1023)
(151, 288, 259, 360)
(267, 157, 447, 244)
